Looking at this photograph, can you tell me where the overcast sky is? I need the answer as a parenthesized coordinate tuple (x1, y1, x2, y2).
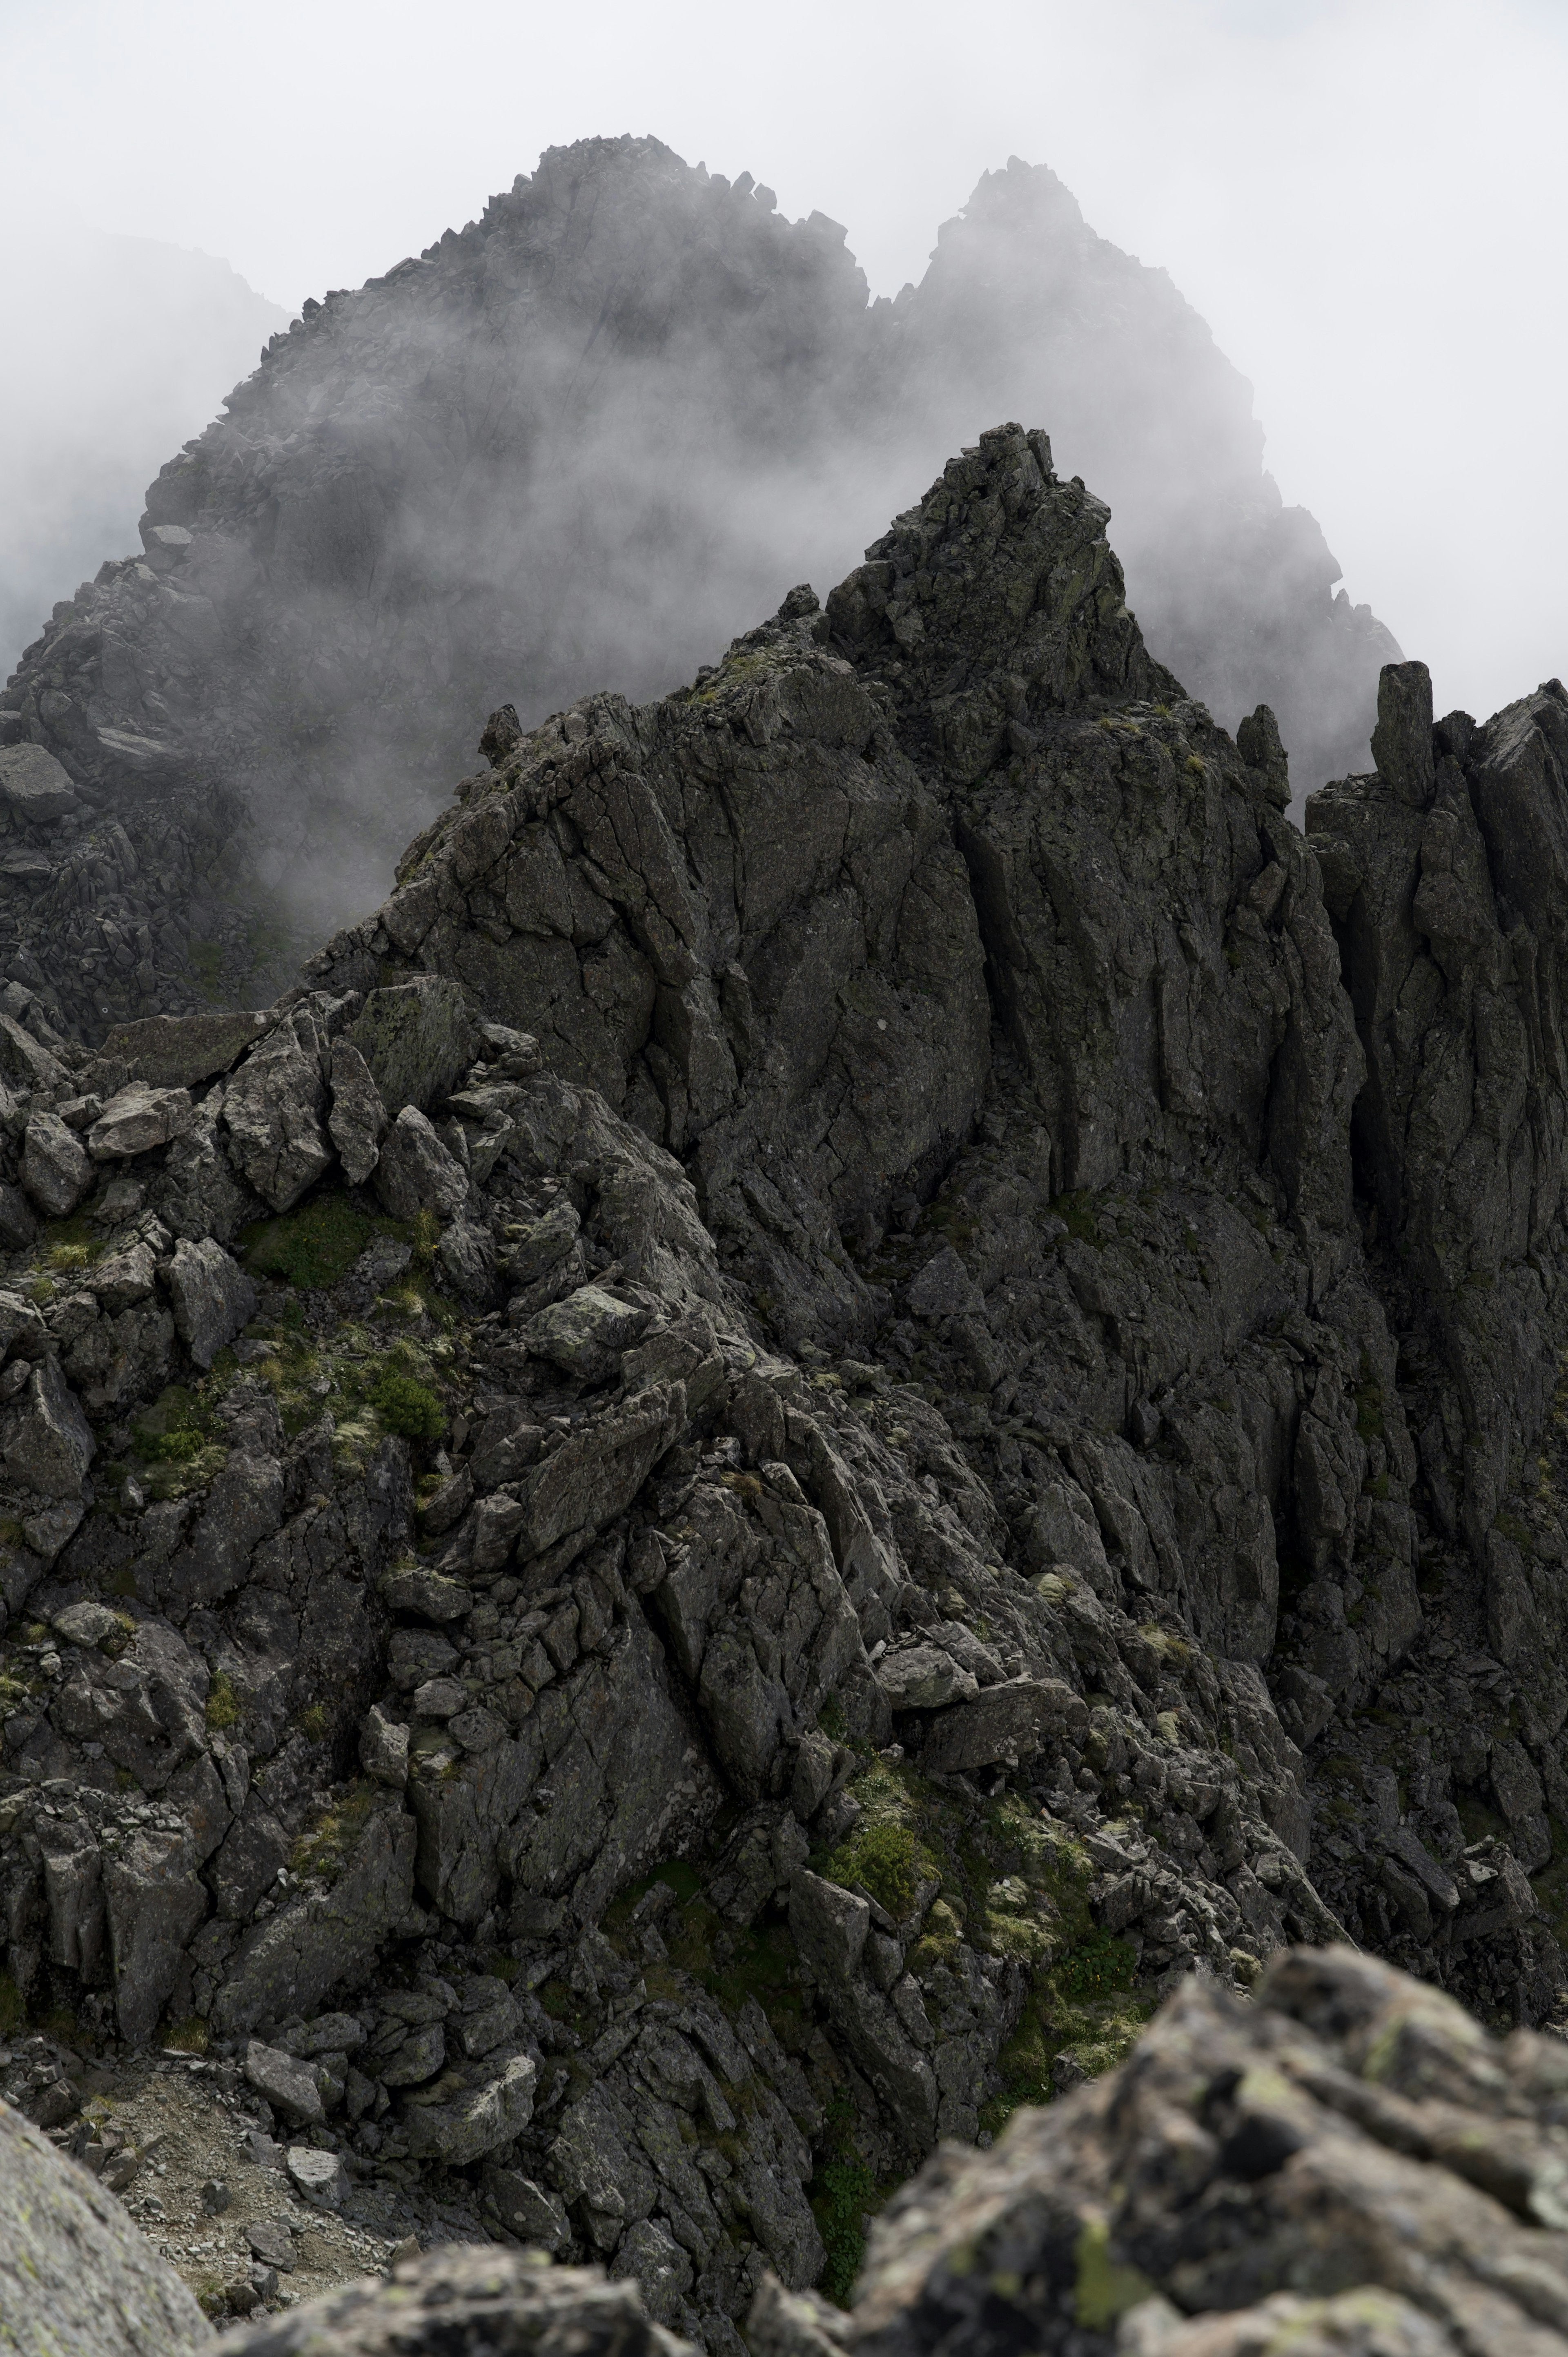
(4, 0, 1565, 728)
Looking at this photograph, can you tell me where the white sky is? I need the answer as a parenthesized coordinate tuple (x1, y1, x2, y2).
(4, 0, 1566, 726)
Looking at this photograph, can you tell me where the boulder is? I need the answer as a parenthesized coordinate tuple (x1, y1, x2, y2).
(86, 1081, 194, 1159)
(221, 1008, 333, 1212)
(0, 741, 79, 822)
(0, 2096, 209, 2356)
(0, 1008, 67, 1093)
(373, 1105, 469, 1222)
(99, 1006, 278, 1088)
(346, 977, 483, 1117)
(87, 1236, 158, 1311)
(244, 2040, 326, 2127)
(360, 1704, 411, 1789)
(327, 1036, 388, 1185)
(379, 1565, 473, 1621)
(525, 1284, 651, 1383)
(506, 1197, 580, 1283)
(164, 1235, 257, 1368)
(20, 1109, 91, 1215)
(286, 2144, 349, 2210)
(481, 2165, 570, 2252)
(400, 2044, 538, 2165)
(875, 1639, 979, 1711)
(2, 1356, 94, 1497)
(919, 1675, 1088, 1773)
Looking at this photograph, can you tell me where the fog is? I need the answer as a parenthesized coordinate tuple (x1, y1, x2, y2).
(4, 0, 1565, 734)
(0, 227, 284, 673)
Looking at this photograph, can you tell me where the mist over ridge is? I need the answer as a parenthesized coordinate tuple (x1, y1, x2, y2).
(0, 225, 286, 680)
(2, 134, 1397, 1038)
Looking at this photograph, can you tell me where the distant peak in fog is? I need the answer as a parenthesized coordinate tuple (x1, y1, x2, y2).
(1, 136, 1396, 1038)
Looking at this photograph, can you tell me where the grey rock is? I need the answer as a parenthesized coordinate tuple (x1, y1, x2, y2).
(506, 1197, 581, 1284)
(51, 1601, 123, 1648)
(346, 977, 483, 1117)
(214, 1801, 417, 2035)
(285, 2143, 348, 2209)
(437, 1214, 496, 1300)
(87, 1236, 158, 1311)
(906, 1246, 984, 1320)
(86, 1081, 194, 1159)
(525, 1284, 652, 1382)
(920, 1676, 1089, 1773)
(360, 1705, 411, 1788)
(327, 1036, 388, 1185)
(164, 1234, 257, 1368)
(21, 1110, 92, 1215)
(244, 2040, 326, 2125)
(2, 1356, 95, 1497)
(0, 2095, 209, 2356)
(222, 1006, 333, 1211)
(875, 1639, 980, 1711)
(0, 741, 79, 821)
(99, 1006, 278, 1088)
(1370, 657, 1436, 807)
(379, 1564, 473, 1621)
(481, 2165, 570, 2252)
(400, 2043, 538, 2165)
(372, 1105, 468, 1222)
(0, 1180, 38, 1248)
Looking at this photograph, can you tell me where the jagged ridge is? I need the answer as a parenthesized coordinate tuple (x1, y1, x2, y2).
(0, 429, 1563, 2343)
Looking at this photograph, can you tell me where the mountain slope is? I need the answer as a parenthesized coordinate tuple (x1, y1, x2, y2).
(1, 426, 1564, 2339)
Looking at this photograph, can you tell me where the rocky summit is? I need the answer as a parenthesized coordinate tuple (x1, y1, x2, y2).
(0, 136, 1394, 1039)
(0, 420, 1564, 2353)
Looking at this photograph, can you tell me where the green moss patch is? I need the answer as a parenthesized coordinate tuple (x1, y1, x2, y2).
(241, 1189, 387, 1289)
(369, 1370, 445, 1443)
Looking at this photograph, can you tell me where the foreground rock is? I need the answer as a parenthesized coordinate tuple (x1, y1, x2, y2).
(0, 2093, 209, 2356)
(223, 2248, 692, 2356)
(755, 1945, 1568, 2357)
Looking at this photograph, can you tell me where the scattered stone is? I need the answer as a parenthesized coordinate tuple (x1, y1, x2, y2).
(285, 2143, 349, 2210)
(0, 741, 79, 822)
(243, 2040, 326, 2127)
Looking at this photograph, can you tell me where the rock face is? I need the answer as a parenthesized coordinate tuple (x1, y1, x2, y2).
(0, 425, 1565, 2348)
(0, 137, 1393, 1041)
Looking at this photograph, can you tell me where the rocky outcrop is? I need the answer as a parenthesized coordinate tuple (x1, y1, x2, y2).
(0, 138, 1393, 1039)
(0, 425, 1563, 2346)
